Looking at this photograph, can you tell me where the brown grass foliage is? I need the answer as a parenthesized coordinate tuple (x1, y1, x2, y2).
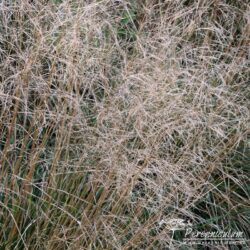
(0, 0, 249, 249)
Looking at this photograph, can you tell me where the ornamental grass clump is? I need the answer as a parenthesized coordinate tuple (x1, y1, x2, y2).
(0, 0, 249, 249)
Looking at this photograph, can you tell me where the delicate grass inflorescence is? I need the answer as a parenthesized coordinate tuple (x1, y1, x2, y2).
(0, 0, 249, 249)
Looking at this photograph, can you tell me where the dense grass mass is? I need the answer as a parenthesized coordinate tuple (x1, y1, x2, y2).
(0, 0, 249, 249)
